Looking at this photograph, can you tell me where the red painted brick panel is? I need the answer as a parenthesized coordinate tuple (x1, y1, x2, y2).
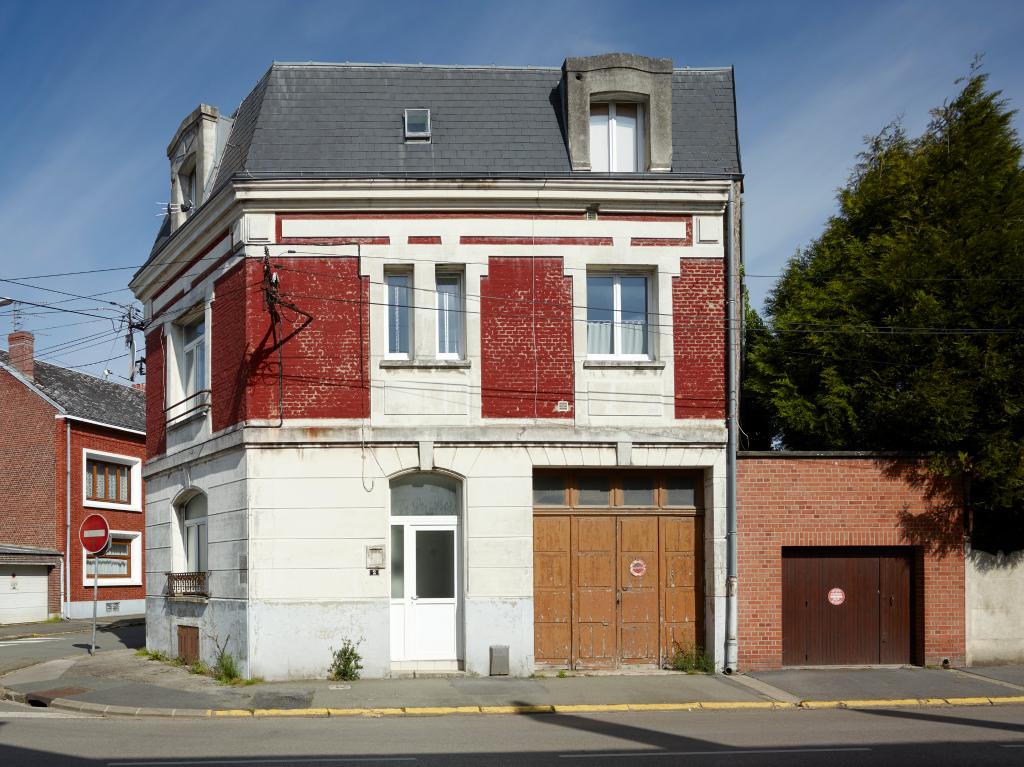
(480, 257, 574, 418)
(67, 421, 146, 604)
(244, 256, 369, 421)
(211, 262, 250, 432)
(144, 329, 166, 458)
(737, 457, 966, 670)
(673, 258, 725, 419)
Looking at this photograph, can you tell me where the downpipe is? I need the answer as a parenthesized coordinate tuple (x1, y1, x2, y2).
(724, 184, 739, 674)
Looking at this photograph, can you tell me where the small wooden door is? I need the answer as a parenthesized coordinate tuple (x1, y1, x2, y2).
(879, 553, 912, 664)
(618, 517, 659, 665)
(177, 625, 199, 664)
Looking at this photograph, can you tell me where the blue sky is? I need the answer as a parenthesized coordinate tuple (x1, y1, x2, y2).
(0, 0, 1022, 378)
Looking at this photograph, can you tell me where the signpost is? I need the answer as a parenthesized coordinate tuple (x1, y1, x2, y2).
(79, 514, 110, 655)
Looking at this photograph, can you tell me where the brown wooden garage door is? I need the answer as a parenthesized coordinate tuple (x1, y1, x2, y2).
(782, 548, 913, 666)
(533, 471, 703, 669)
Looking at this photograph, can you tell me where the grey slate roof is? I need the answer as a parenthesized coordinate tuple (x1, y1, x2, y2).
(0, 350, 146, 433)
(213, 63, 741, 185)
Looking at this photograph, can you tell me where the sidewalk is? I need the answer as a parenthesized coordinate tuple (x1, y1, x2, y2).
(2, 648, 1023, 718)
(0, 614, 145, 641)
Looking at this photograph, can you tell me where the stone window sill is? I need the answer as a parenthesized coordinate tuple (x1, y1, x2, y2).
(380, 359, 472, 370)
(583, 359, 666, 370)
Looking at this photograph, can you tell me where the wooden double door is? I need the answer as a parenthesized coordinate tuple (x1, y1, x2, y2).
(782, 548, 914, 666)
(534, 514, 702, 669)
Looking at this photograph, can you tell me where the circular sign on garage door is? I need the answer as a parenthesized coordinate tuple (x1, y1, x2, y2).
(828, 587, 846, 606)
(629, 559, 647, 577)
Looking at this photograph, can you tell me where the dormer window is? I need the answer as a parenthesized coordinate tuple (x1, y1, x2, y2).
(589, 103, 645, 172)
(179, 168, 196, 213)
(404, 109, 431, 140)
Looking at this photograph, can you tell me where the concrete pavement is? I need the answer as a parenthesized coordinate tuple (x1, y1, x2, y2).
(3, 646, 1024, 718)
(0, 614, 144, 641)
(0, 619, 145, 675)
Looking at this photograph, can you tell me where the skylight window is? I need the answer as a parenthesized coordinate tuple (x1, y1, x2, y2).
(404, 109, 431, 140)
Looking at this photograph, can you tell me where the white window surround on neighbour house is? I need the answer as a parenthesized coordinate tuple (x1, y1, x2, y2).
(589, 102, 645, 173)
(82, 449, 143, 513)
(586, 272, 653, 360)
(81, 530, 142, 588)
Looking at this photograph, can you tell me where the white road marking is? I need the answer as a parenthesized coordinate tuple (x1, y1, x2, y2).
(111, 759, 417, 766)
(0, 710, 91, 719)
(560, 747, 872, 758)
(0, 637, 62, 646)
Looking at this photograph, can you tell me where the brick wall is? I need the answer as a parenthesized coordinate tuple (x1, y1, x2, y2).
(211, 262, 251, 432)
(480, 256, 574, 418)
(673, 258, 725, 419)
(144, 328, 166, 458)
(737, 455, 965, 670)
(66, 421, 146, 603)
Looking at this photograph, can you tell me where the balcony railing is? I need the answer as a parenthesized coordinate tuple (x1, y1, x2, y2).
(166, 571, 209, 597)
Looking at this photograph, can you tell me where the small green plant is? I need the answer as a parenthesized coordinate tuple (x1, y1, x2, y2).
(215, 649, 241, 683)
(557, 669, 568, 679)
(190, 660, 211, 676)
(667, 643, 715, 674)
(328, 639, 363, 681)
(137, 648, 169, 662)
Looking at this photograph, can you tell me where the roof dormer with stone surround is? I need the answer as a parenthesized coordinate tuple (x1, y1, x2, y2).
(166, 105, 233, 232)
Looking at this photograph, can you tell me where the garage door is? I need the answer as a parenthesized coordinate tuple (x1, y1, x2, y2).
(782, 548, 913, 666)
(0, 566, 49, 624)
(533, 471, 703, 669)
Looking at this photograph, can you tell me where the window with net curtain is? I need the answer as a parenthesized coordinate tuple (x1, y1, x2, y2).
(586, 273, 651, 358)
(182, 493, 208, 573)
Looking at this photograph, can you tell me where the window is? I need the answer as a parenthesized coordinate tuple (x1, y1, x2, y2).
(532, 471, 702, 509)
(587, 273, 650, 359)
(435, 272, 463, 359)
(386, 273, 412, 358)
(183, 494, 208, 573)
(404, 108, 431, 140)
(589, 103, 645, 172)
(181, 314, 206, 401)
(179, 169, 196, 211)
(86, 536, 133, 579)
(86, 459, 131, 505)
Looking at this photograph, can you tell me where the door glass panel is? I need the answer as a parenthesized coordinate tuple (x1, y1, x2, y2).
(390, 525, 405, 598)
(391, 474, 458, 516)
(533, 474, 566, 506)
(415, 530, 454, 598)
(665, 476, 696, 507)
(621, 475, 655, 506)
(577, 474, 610, 506)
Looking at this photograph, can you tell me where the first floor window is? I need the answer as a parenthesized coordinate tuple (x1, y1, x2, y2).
(181, 314, 206, 400)
(386, 272, 412, 357)
(86, 459, 131, 505)
(587, 273, 650, 358)
(86, 536, 133, 579)
(590, 102, 645, 172)
(436, 272, 463, 358)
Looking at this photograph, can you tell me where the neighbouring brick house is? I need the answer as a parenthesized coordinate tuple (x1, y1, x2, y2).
(130, 53, 743, 678)
(738, 453, 966, 670)
(0, 332, 146, 623)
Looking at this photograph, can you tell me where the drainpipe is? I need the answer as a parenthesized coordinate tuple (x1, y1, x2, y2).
(724, 184, 739, 674)
(64, 418, 71, 619)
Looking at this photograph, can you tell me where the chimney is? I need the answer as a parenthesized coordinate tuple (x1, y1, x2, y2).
(8, 331, 34, 381)
(132, 383, 146, 392)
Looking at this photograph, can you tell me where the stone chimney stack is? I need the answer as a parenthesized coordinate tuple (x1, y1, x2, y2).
(8, 331, 34, 381)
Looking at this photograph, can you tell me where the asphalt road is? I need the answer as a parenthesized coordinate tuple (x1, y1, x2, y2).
(0, 704, 1022, 766)
(0, 624, 144, 674)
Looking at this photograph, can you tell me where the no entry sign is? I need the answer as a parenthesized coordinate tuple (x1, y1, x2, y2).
(80, 514, 110, 555)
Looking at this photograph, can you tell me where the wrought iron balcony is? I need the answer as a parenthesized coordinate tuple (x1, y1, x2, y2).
(166, 571, 209, 597)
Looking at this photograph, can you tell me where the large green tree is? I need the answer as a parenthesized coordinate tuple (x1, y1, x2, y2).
(746, 67, 1024, 550)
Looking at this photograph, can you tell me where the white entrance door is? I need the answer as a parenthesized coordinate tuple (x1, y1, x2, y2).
(391, 523, 458, 661)
(388, 472, 461, 664)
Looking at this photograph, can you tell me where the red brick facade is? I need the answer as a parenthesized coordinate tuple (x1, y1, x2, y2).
(480, 256, 575, 419)
(737, 455, 966, 670)
(144, 328, 166, 459)
(673, 258, 726, 419)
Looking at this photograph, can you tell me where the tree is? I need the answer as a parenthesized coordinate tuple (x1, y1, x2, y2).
(745, 66, 1024, 551)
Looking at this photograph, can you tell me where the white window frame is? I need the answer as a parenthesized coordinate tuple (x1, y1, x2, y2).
(586, 271, 653, 361)
(404, 108, 431, 140)
(82, 448, 143, 513)
(180, 494, 208, 574)
(589, 102, 646, 172)
(385, 270, 414, 360)
(435, 271, 464, 360)
(81, 529, 142, 588)
(167, 307, 210, 425)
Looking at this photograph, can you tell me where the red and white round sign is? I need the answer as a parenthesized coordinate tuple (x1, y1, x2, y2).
(79, 514, 110, 555)
(828, 587, 846, 606)
(629, 559, 647, 577)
